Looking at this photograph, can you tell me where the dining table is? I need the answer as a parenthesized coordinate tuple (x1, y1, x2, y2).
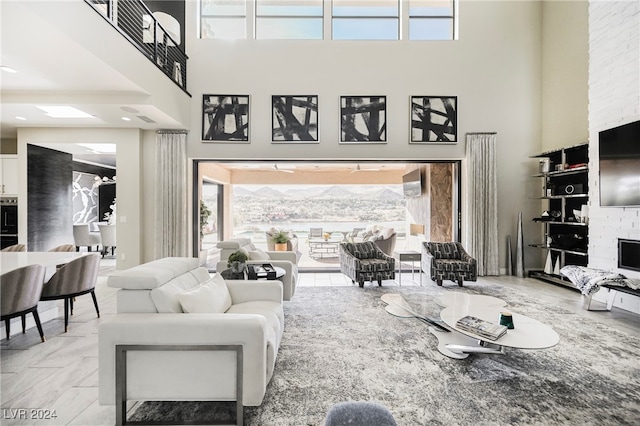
(0, 251, 89, 338)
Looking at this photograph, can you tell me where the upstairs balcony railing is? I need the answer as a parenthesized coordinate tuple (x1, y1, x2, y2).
(85, 0, 189, 94)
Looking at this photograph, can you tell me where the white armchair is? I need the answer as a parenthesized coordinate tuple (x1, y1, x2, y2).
(216, 238, 298, 301)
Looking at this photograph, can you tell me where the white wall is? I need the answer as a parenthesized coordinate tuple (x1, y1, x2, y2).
(185, 0, 544, 271)
(587, 0, 640, 313)
(541, 0, 589, 151)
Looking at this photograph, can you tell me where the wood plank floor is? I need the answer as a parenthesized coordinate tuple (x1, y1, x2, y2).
(1, 260, 638, 425)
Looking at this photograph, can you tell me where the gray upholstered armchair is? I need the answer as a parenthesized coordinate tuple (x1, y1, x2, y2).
(421, 242, 477, 287)
(339, 241, 395, 288)
(1, 264, 46, 342)
(40, 253, 101, 332)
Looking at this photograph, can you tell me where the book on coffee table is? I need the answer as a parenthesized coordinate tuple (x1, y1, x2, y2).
(455, 315, 508, 341)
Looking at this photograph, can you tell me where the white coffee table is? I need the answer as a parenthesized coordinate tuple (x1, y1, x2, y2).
(431, 292, 560, 359)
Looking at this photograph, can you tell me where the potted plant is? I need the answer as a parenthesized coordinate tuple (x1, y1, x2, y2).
(200, 200, 212, 238)
(198, 200, 213, 266)
(227, 250, 249, 273)
(270, 229, 291, 251)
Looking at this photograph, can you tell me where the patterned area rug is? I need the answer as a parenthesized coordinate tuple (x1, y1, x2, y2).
(129, 281, 640, 425)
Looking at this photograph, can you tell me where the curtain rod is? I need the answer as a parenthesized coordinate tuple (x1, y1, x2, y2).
(156, 129, 189, 134)
(466, 132, 497, 135)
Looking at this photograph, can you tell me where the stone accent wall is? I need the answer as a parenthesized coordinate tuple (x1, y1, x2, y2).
(429, 163, 454, 242)
(588, 0, 640, 311)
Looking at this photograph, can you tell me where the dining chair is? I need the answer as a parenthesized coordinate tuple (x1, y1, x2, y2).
(72, 224, 101, 252)
(48, 244, 75, 252)
(40, 254, 101, 332)
(1, 244, 26, 252)
(98, 224, 116, 257)
(1, 264, 47, 342)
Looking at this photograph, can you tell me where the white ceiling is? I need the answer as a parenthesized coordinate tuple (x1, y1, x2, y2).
(0, 1, 183, 139)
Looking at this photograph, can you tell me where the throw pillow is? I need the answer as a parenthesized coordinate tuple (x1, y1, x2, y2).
(177, 273, 232, 313)
(249, 248, 271, 261)
(381, 227, 395, 240)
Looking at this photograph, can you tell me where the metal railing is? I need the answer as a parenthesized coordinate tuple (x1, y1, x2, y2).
(85, 0, 189, 94)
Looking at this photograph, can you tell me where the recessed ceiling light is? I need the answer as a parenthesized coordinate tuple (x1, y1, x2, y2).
(121, 117, 131, 121)
(36, 105, 94, 118)
(77, 143, 117, 154)
(0, 66, 17, 73)
(15, 116, 26, 121)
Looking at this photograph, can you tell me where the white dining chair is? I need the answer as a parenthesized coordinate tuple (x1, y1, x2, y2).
(98, 224, 116, 257)
(73, 224, 101, 252)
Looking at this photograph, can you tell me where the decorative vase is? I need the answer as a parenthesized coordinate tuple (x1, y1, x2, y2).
(553, 257, 560, 275)
(506, 235, 513, 276)
(516, 212, 525, 278)
(274, 243, 288, 251)
(230, 261, 245, 274)
(544, 251, 553, 274)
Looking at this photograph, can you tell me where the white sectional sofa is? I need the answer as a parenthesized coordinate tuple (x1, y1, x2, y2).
(98, 257, 284, 423)
(216, 238, 298, 301)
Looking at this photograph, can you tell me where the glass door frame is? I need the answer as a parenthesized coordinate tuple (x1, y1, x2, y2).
(191, 159, 462, 257)
(192, 160, 225, 257)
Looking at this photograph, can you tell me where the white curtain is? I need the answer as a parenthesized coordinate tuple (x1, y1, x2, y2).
(466, 133, 499, 276)
(155, 131, 188, 258)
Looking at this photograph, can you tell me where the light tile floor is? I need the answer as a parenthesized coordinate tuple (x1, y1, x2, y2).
(1, 258, 639, 425)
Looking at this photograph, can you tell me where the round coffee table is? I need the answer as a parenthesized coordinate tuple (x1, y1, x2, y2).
(431, 292, 560, 359)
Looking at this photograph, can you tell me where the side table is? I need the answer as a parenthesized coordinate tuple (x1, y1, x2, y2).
(220, 265, 285, 281)
(394, 251, 421, 285)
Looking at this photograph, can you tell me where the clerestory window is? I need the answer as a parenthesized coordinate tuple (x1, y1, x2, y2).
(201, 0, 247, 39)
(332, 0, 400, 40)
(409, 0, 456, 40)
(199, 0, 457, 40)
(256, 0, 324, 39)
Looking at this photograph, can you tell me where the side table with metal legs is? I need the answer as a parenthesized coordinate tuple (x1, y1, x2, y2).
(394, 251, 422, 285)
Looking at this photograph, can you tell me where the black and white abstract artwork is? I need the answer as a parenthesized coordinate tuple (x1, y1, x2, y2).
(72, 172, 99, 225)
(202, 95, 250, 142)
(272, 96, 318, 143)
(340, 96, 386, 143)
(410, 96, 457, 143)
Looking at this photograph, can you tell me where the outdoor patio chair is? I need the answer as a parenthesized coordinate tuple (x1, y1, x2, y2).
(309, 228, 323, 239)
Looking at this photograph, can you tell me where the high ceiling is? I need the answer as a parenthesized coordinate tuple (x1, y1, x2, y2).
(0, 1, 184, 139)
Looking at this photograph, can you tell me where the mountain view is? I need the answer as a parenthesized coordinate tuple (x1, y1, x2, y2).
(231, 184, 406, 233)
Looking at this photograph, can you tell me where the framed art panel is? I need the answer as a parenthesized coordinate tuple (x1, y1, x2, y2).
(410, 96, 457, 143)
(272, 95, 319, 143)
(340, 96, 386, 143)
(202, 95, 250, 142)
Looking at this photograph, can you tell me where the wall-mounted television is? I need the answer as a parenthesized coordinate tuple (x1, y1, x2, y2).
(599, 120, 640, 207)
(402, 169, 422, 198)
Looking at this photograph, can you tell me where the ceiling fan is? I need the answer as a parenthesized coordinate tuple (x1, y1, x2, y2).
(273, 163, 294, 173)
(350, 163, 381, 173)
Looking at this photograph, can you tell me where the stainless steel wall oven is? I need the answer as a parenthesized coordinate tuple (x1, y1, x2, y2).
(0, 197, 18, 249)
